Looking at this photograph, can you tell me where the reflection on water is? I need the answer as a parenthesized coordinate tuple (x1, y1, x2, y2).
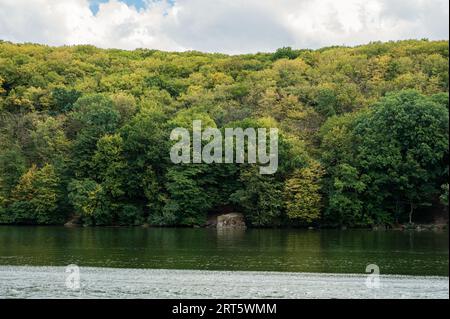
(0, 226, 448, 276)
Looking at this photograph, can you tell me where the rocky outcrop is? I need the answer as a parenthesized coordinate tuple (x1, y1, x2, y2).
(216, 213, 246, 229)
(64, 215, 82, 227)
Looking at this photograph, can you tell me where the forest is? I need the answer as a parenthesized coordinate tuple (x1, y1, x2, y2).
(0, 39, 448, 227)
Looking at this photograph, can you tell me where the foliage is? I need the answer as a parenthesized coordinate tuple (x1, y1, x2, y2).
(440, 184, 449, 207)
(284, 161, 323, 224)
(7, 164, 62, 224)
(320, 90, 449, 226)
(230, 166, 284, 226)
(0, 40, 448, 226)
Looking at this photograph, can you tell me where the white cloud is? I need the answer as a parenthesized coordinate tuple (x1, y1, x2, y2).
(0, 0, 448, 54)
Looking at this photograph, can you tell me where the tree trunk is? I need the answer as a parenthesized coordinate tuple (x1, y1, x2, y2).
(409, 202, 414, 224)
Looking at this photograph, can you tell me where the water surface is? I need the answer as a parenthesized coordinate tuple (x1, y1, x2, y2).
(0, 226, 448, 276)
(1, 266, 448, 299)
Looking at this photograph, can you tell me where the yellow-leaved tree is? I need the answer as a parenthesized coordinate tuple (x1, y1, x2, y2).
(284, 161, 324, 224)
(11, 164, 61, 224)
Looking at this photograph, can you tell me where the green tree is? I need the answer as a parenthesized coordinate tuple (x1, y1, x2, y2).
(92, 134, 126, 198)
(440, 184, 449, 207)
(284, 162, 323, 224)
(51, 87, 81, 113)
(69, 94, 120, 178)
(67, 178, 112, 225)
(160, 164, 217, 226)
(10, 164, 62, 224)
(354, 90, 448, 224)
(272, 47, 300, 61)
(326, 163, 368, 226)
(230, 166, 284, 226)
(0, 40, 448, 227)
(0, 146, 26, 203)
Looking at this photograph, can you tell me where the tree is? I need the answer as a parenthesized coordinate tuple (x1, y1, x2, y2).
(320, 90, 448, 226)
(92, 134, 126, 198)
(67, 178, 112, 225)
(272, 47, 300, 61)
(30, 116, 70, 167)
(0, 146, 26, 203)
(120, 108, 170, 197)
(161, 164, 217, 226)
(69, 94, 120, 178)
(284, 162, 323, 224)
(354, 90, 448, 224)
(440, 184, 449, 207)
(314, 87, 337, 117)
(10, 164, 62, 224)
(51, 87, 81, 113)
(0, 40, 448, 227)
(111, 93, 137, 124)
(325, 163, 368, 226)
(230, 166, 284, 226)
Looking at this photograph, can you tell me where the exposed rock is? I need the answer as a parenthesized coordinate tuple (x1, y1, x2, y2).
(64, 215, 82, 227)
(216, 213, 246, 229)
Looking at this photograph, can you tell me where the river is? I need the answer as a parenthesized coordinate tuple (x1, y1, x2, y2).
(0, 226, 448, 298)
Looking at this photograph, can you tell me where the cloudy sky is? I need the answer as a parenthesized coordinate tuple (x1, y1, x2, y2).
(0, 0, 448, 54)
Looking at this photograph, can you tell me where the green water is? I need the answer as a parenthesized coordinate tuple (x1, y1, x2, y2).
(0, 226, 448, 276)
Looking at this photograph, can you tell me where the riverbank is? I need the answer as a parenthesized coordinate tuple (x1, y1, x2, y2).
(2, 220, 447, 232)
(0, 266, 448, 299)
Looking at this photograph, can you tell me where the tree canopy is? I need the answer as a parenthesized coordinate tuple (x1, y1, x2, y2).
(0, 39, 448, 227)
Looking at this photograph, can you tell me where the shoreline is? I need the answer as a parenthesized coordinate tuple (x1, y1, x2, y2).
(0, 223, 448, 231)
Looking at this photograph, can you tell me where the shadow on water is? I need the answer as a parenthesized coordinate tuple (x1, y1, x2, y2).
(0, 226, 448, 276)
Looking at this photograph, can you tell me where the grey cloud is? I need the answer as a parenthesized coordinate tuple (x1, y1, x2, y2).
(0, 0, 448, 54)
(165, 1, 294, 53)
(379, 0, 449, 39)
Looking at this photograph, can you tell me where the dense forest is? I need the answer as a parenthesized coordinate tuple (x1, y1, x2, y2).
(0, 39, 448, 227)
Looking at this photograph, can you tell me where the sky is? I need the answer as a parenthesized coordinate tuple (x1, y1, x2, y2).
(0, 0, 448, 54)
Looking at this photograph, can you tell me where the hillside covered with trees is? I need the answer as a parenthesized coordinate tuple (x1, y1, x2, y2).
(0, 39, 448, 227)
